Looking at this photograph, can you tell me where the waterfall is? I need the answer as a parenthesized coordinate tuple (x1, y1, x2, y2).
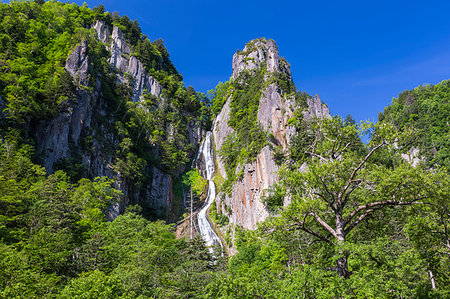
(197, 131, 223, 252)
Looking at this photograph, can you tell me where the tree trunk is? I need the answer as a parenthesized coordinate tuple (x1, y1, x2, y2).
(429, 270, 436, 289)
(336, 213, 350, 278)
(336, 254, 350, 279)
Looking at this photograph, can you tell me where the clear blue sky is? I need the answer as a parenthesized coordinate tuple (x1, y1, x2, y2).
(72, 0, 450, 122)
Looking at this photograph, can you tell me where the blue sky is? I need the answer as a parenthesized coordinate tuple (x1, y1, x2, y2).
(71, 0, 450, 122)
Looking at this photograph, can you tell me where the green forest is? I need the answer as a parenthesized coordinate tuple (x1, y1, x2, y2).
(0, 0, 210, 218)
(0, 1, 449, 298)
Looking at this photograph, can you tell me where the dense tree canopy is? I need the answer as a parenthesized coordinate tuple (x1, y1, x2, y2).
(0, 140, 222, 298)
(380, 80, 450, 170)
(207, 117, 450, 298)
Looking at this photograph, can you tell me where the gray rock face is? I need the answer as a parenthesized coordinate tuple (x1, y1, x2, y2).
(221, 82, 294, 229)
(257, 83, 282, 132)
(222, 146, 277, 230)
(109, 26, 131, 73)
(107, 25, 162, 101)
(302, 94, 331, 121)
(148, 166, 173, 217)
(283, 99, 297, 147)
(187, 119, 203, 147)
(65, 41, 96, 147)
(93, 20, 110, 44)
(35, 21, 191, 221)
(65, 40, 90, 87)
(212, 96, 234, 179)
(36, 113, 71, 172)
(37, 40, 97, 173)
(257, 83, 296, 150)
(214, 38, 334, 234)
(232, 38, 291, 79)
(127, 56, 163, 101)
(401, 147, 422, 167)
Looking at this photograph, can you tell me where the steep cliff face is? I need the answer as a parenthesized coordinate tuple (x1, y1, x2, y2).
(35, 21, 202, 220)
(212, 97, 233, 179)
(36, 40, 97, 174)
(213, 38, 330, 232)
(104, 24, 163, 101)
(224, 145, 276, 230)
(303, 94, 331, 121)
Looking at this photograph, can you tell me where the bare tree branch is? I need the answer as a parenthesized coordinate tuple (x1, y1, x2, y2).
(340, 141, 385, 200)
(278, 222, 334, 245)
(310, 212, 338, 240)
(343, 198, 426, 229)
(313, 172, 336, 203)
(344, 208, 374, 235)
(300, 225, 334, 245)
(334, 142, 351, 160)
(342, 180, 362, 207)
(314, 192, 336, 212)
(330, 131, 340, 157)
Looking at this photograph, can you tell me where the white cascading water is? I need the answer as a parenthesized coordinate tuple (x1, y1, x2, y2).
(197, 131, 223, 252)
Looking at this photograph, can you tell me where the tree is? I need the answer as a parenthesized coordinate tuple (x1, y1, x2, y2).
(272, 117, 447, 278)
(72, 177, 123, 238)
(93, 4, 105, 15)
(0, 141, 46, 243)
(405, 173, 450, 295)
(59, 270, 126, 298)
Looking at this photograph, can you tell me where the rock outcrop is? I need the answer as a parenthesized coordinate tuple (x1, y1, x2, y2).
(303, 94, 331, 121)
(214, 39, 292, 230)
(401, 147, 423, 167)
(93, 20, 110, 44)
(213, 38, 331, 233)
(35, 20, 202, 220)
(257, 83, 296, 150)
(37, 40, 98, 173)
(232, 38, 291, 79)
(65, 40, 90, 87)
(96, 20, 163, 101)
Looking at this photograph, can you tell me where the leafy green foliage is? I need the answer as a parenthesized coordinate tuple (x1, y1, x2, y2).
(262, 184, 285, 213)
(405, 173, 450, 297)
(0, 1, 97, 129)
(265, 66, 295, 94)
(381, 80, 450, 170)
(183, 169, 208, 197)
(210, 81, 231, 116)
(210, 117, 450, 297)
(0, 141, 46, 243)
(0, 1, 219, 289)
(217, 69, 268, 192)
(1, 2, 449, 297)
(210, 201, 229, 227)
(0, 140, 222, 297)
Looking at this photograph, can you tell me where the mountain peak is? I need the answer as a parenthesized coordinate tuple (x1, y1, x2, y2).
(231, 38, 291, 79)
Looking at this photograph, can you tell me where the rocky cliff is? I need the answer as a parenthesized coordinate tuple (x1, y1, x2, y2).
(213, 38, 330, 233)
(35, 20, 203, 220)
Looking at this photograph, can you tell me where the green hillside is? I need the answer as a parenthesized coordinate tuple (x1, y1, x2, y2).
(380, 80, 450, 170)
